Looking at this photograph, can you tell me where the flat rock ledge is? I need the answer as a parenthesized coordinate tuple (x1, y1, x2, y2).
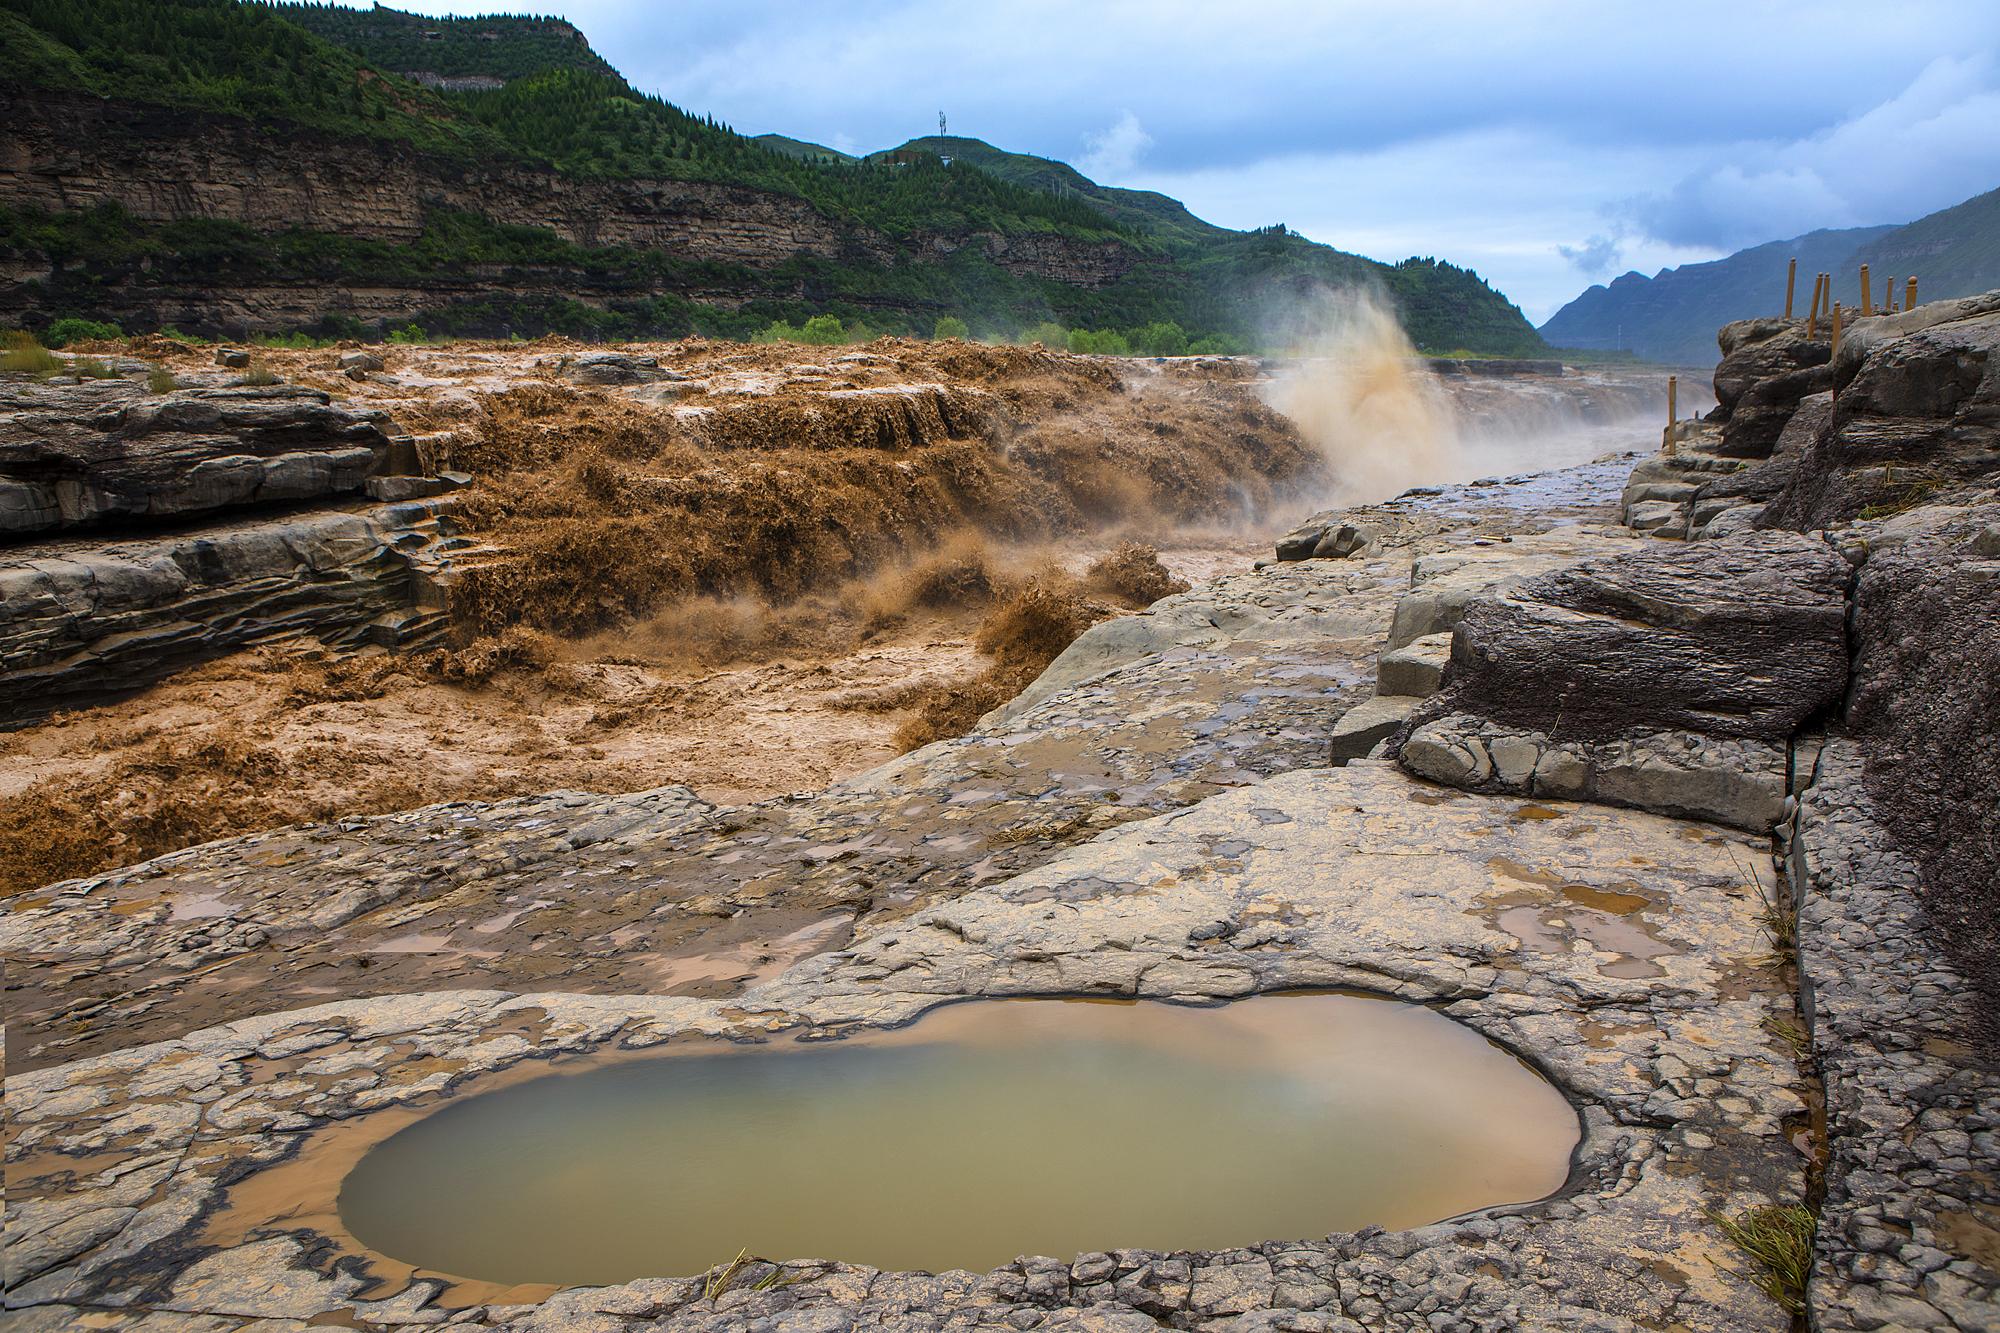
(7, 762, 1807, 1332)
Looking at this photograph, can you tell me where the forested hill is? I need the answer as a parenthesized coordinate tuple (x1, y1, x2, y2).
(0, 0, 1546, 354)
(1849, 186, 2000, 304)
(1541, 184, 2000, 363)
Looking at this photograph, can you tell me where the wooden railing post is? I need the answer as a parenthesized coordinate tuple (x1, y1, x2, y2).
(1860, 265, 1872, 316)
(1785, 257, 1797, 318)
(1907, 276, 1918, 309)
(1831, 303, 1843, 359)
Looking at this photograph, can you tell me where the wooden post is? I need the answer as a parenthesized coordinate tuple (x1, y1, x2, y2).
(1668, 374, 1678, 423)
(1831, 303, 1842, 359)
(1785, 257, 1797, 318)
(1807, 272, 1822, 332)
(1860, 264, 1872, 315)
(1886, 277, 1897, 313)
(1907, 276, 1918, 309)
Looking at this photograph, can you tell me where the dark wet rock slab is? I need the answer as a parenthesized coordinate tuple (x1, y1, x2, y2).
(0, 498, 458, 724)
(1426, 531, 1850, 742)
(0, 381, 402, 535)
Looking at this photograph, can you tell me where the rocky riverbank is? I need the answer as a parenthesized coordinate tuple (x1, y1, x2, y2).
(4, 306, 1997, 1331)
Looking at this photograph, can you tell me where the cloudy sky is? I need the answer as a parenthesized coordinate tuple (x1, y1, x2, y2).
(363, 0, 1998, 322)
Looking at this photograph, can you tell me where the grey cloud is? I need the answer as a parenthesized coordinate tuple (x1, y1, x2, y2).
(1621, 54, 2000, 250)
(1557, 234, 1624, 276)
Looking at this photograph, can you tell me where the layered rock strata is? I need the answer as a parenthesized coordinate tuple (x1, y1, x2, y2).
(0, 499, 461, 723)
(0, 378, 406, 535)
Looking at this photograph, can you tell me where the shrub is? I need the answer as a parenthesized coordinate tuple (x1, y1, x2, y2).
(933, 316, 969, 340)
(45, 317, 122, 348)
(1131, 321, 1190, 357)
(799, 313, 846, 345)
(1020, 321, 1067, 349)
(236, 363, 281, 386)
(1190, 333, 1251, 355)
(147, 366, 180, 393)
(1068, 328, 1131, 356)
(752, 319, 801, 344)
(386, 323, 429, 345)
(1, 331, 61, 377)
(159, 326, 211, 346)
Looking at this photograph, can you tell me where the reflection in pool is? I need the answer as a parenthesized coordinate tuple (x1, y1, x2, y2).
(339, 993, 1578, 1285)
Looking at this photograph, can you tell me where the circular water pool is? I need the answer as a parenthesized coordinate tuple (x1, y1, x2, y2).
(338, 993, 1577, 1285)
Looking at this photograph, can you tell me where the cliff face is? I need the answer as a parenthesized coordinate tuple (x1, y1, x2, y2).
(1, 91, 868, 264)
(0, 90, 1143, 321)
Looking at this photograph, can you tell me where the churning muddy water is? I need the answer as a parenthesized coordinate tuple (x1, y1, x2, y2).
(338, 993, 1579, 1286)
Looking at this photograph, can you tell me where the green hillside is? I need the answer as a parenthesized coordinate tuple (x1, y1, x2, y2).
(755, 134, 859, 165)
(1851, 186, 2000, 302)
(875, 136, 1226, 245)
(0, 0, 1547, 354)
(275, 3, 614, 82)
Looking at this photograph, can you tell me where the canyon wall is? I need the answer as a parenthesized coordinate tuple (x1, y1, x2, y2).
(0, 90, 1145, 333)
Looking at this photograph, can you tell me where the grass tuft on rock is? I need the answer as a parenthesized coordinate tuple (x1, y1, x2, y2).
(1712, 1203, 1816, 1312)
(1, 330, 61, 377)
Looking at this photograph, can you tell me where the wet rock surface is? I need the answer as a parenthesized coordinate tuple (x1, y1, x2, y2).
(0, 497, 461, 723)
(1842, 499, 2000, 1044)
(6, 435, 1998, 1332)
(1790, 742, 2000, 1330)
(0, 379, 404, 534)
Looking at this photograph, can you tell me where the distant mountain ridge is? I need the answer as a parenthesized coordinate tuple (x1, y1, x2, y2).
(1542, 186, 2000, 362)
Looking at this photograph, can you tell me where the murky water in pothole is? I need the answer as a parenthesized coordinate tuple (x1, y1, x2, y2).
(338, 994, 1577, 1286)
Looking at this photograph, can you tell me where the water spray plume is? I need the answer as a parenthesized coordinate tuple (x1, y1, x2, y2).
(1263, 289, 1464, 505)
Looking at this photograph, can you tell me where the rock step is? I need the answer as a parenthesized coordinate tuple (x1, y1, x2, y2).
(1327, 694, 1414, 764)
(1376, 631, 1452, 697)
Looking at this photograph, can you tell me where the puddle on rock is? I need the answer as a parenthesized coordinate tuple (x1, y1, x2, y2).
(337, 993, 1578, 1287)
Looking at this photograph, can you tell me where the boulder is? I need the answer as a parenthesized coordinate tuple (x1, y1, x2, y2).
(1624, 498, 1686, 535)
(1761, 303, 2000, 530)
(1375, 631, 1451, 697)
(1428, 531, 1850, 743)
(0, 380, 400, 534)
(566, 351, 684, 386)
(1274, 521, 1329, 561)
(214, 348, 250, 369)
(338, 351, 384, 373)
(0, 501, 458, 722)
(1328, 695, 1414, 764)
(1383, 531, 1633, 650)
(1310, 520, 1376, 559)
(1709, 319, 1832, 458)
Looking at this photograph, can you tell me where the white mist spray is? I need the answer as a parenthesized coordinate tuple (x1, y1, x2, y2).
(1262, 288, 1464, 505)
